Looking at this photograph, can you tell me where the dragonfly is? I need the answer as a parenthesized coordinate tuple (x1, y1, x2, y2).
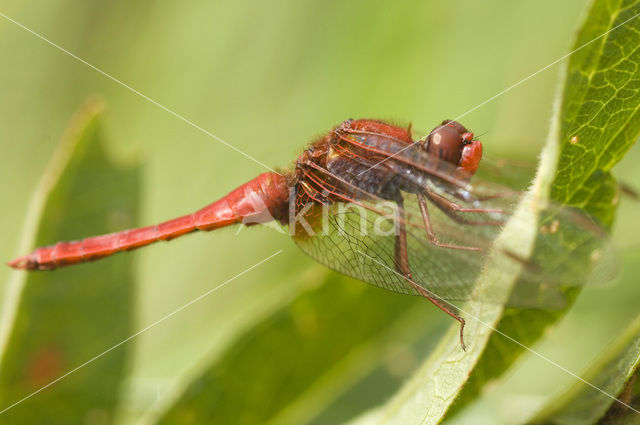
(8, 119, 613, 348)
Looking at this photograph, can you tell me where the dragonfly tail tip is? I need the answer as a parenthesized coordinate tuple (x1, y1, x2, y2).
(7, 256, 29, 270)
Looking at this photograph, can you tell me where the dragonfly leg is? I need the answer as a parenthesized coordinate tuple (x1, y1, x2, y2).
(395, 196, 467, 350)
(426, 189, 505, 226)
(417, 194, 482, 252)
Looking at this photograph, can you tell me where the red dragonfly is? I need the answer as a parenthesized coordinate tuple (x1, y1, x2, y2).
(8, 119, 612, 348)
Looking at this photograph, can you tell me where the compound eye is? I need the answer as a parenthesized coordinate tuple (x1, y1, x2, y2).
(426, 125, 463, 165)
(441, 119, 468, 135)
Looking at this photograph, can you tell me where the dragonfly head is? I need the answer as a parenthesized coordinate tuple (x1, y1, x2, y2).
(424, 120, 482, 179)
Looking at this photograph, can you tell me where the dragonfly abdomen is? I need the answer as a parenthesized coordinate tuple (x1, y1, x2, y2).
(8, 172, 289, 270)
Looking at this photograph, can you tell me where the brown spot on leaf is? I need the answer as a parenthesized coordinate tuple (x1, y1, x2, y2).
(28, 345, 64, 388)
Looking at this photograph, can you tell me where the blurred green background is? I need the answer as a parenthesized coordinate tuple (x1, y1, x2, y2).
(1, 1, 639, 424)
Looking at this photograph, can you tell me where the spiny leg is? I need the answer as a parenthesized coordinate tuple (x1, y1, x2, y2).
(417, 193, 481, 252)
(395, 195, 467, 350)
(428, 189, 504, 214)
(426, 188, 505, 226)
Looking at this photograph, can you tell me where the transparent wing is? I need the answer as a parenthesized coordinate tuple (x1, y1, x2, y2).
(291, 132, 618, 309)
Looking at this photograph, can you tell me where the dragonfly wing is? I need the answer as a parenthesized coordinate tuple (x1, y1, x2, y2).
(292, 132, 618, 309)
(290, 180, 508, 304)
(292, 203, 418, 296)
(504, 203, 619, 308)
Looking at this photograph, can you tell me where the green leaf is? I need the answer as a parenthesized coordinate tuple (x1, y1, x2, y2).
(149, 272, 428, 424)
(147, 269, 447, 425)
(527, 313, 640, 425)
(553, 0, 640, 220)
(0, 99, 141, 424)
(447, 0, 640, 420)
